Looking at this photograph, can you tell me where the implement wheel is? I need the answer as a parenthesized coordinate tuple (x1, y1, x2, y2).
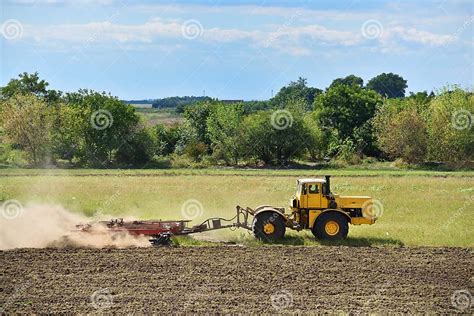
(252, 212, 286, 241)
(312, 212, 348, 241)
(149, 233, 172, 246)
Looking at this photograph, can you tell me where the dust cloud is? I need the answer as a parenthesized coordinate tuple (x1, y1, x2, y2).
(0, 204, 150, 250)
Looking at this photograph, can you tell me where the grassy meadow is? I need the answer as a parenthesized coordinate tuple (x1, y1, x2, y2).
(1, 168, 473, 247)
(135, 107, 183, 126)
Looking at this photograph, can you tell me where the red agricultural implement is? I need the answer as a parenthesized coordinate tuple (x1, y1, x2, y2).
(76, 206, 257, 246)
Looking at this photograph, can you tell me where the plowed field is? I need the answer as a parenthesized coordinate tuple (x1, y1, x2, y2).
(1, 246, 472, 313)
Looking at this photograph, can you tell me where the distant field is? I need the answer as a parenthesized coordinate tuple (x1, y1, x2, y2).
(129, 103, 153, 108)
(1, 168, 473, 247)
(135, 107, 183, 126)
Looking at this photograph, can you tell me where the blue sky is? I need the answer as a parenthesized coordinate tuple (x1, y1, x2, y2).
(1, 0, 472, 100)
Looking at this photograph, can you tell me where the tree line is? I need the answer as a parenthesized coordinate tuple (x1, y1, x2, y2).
(151, 96, 212, 110)
(0, 72, 472, 168)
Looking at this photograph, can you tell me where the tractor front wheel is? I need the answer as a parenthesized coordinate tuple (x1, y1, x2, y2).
(312, 212, 348, 240)
(252, 212, 286, 241)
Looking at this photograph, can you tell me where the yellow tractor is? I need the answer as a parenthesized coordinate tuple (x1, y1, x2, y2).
(239, 175, 378, 241)
(78, 176, 378, 246)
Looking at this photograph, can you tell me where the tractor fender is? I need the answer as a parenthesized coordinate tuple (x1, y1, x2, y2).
(253, 207, 287, 221)
(254, 205, 282, 213)
(312, 209, 351, 226)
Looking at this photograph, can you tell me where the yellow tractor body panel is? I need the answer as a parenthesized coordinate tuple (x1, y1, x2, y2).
(308, 210, 322, 229)
(351, 217, 376, 225)
(336, 195, 372, 209)
(308, 209, 352, 229)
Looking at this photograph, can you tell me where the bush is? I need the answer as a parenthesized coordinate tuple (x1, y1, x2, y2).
(184, 141, 208, 162)
(427, 87, 474, 162)
(373, 100, 428, 163)
(170, 153, 210, 168)
(334, 138, 361, 165)
(303, 112, 328, 160)
(0, 143, 28, 166)
(390, 158, 410, 169)
(361, 156, 379, 164)
(148, 155, 172, 168)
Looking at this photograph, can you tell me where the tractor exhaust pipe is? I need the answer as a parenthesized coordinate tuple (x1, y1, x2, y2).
(324, 175, 331, 195)
(324, 175, 337, 208)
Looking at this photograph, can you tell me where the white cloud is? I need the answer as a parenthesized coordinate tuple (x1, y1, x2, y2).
(385, 26, 456, 46)
(22, 18, 457, 53)
(131, 3, 469, 27)
(20, 19, 368, 56)
(6, 0, 468, 55)
(26, 19, 183, 43)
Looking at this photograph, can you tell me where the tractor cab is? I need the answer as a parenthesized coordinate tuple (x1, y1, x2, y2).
(292, 175, 335, 210)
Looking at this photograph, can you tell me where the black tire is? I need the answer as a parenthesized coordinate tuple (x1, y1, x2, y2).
(252, 212, 286, 241)
(312, 212, 348, 240)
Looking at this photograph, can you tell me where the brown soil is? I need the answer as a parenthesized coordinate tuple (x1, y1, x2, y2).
(1, 246, 473, 314)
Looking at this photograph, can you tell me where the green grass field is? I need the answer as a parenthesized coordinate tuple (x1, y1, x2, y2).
(1, 168, 473, 247)
(135, 107, 183, 126)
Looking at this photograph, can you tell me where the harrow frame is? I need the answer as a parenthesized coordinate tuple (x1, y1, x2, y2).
(76, 206, 257, 246)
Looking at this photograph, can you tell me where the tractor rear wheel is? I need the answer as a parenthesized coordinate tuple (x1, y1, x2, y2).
(312, 212, 348, 240)
(252, 212, 286, 241)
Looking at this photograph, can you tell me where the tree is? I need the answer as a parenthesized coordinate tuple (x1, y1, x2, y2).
(0, 93, 53, 165)
(206, 102, 245, 165)
(407, 91, 434, 106)
(242, 100, 271, 114)
(152, 96, 212, 109)
(62, 89, 140, 165)
(271, 77, 322, 110)
(366, 72, 407, 98)
(51, 103, 87, 163)
(427, 87, 474, 162)
(153, 124, 182, 156)
(373, 100, 428, 163)
(303, 112, 329, 160)
(183, 101, 213, 147)
(242, 109, 309, 165)
(314, 84, 382, 156)
(329, 75, 363, 89)
(1, 72, 61, 103)
(116, 125, 155, 165)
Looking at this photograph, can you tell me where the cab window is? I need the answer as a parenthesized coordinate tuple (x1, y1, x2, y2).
(308, 184, 319, 194)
